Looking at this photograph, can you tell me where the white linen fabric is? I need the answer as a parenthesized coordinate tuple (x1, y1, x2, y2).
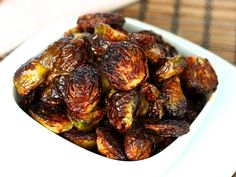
(0, 0, 137, 58)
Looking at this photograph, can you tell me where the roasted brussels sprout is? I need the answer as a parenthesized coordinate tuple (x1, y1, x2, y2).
(128, 30, 163, 47)
(88, 34, 111, 58)
(68, 108, 104, 132)
(101, 41, 149, 90)
(29, 103, 72, 134)
(64, 27, 91, 39)
(139, 82, 165, 119)
(162, 76, 187, 117)
(53, 38, 88, 73)
(64, 64, 101, 113)
(96, 127, 126, 160)
(137, 95, 149, 117)
(128, 30, 178, 65)
(124, 127, 153, 160)
(182, 57, 218, 95)
(41, 75, 68, 105)
(94, 23, 127, 41)
(162, 42, 178, 57)
(14, 59, 49, 96)
(61, 128, 96, 149)
(144, 43, 166, 65)
(38, 37, 88, 77)
(106, 90, 140, 133)
(76, 13, 125, 33)
(156, 55, 187, 82)
(147, 99, 165, 119)
(140, 82, 161, 102)
(144, 119, 189, 137)
(155, 137, 176, 152)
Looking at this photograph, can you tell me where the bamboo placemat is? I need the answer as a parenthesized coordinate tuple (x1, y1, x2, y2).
(119, 0, 236, 65)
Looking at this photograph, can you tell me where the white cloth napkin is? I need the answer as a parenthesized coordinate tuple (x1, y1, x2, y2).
(0, 0, 138, 58)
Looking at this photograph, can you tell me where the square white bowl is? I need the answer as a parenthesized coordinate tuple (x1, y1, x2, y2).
(0, 18, 235, 177)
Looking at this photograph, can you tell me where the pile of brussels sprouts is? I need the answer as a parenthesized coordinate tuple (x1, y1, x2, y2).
(14, 13, 218, 161)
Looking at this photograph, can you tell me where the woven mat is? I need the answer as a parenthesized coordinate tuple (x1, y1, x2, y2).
(119, 0, 236, 65)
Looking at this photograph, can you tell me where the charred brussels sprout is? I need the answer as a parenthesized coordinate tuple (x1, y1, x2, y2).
(140, 82, 165, 119)
(88, 34, 111, 58)
(140, 82, 161, 102)
(101, 42, 149, 91)
(38, 37, 88, 77)
(68, 108, 104, 132)
(156, 55, 187, 81)
(64, 64, 101, 113)
(96, 127, 126, 160)
(61, 128, 96, 149)
(128, 30, 162, 47)
(182, 57, 218, 95)
(76, 13, 125, 33)
(106, 90, 140, 133)
(162, 76, 187, 117)
(144, 119, 190, 137)
(147, 99, 165, 119)
(137, 95, 149, 117)
(29, 103, 72, 134)
(94, 23, 127, 41)
(41, 75, 68, 105)
(128, 30, 178, 65)
(124, 128, 153, 160)
(14, 59, 49, 96)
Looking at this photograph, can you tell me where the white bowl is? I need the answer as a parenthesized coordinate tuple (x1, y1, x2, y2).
(0, 18, 236, 177)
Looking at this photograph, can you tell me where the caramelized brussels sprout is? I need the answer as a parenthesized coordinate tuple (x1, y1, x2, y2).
(106, 90, 140, 133)
(139, 82, 165, 119)
(124, 127, 153, 160)
(182, 98, 206, 124)
(53, 38, 88, 73)
(41, 75, 68, 105)
(88, 34, 111, 58)
(68, 108, 104, 132)
(38, 37, 71, 69)
(182, 57, 218, 95)
(61, 128, 96, 149)
(140, 82, 161, 102)
(38, 37, 88, 76)
(128, 30, 177, 65)
(100, 74, 114, 94)
(128, 31, 165, 64)
(128, 30, 163, 47)
(29, 103, 72, 134)
(76, 13, 125, 33)
(144, 43, 166, 65)
(64, 64, 101, 113)
(162, 76, 187, 117)
(64, 27, 91, 39)
(101, 41, 149, 90)
(147, 99, 165, 119)
(137, 95, 149, 117)
(144, 119, 189, 137)
(94, 23, 127, 41)
(96, 127, 126, 160)
(14, 59, 49, 96)
(155, 137, 176, 152)
(163, 42, 178, 57)
(156, 55, 187, 81)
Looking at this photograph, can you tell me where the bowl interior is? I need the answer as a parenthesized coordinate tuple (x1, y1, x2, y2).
(10, 18, 218, 176)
